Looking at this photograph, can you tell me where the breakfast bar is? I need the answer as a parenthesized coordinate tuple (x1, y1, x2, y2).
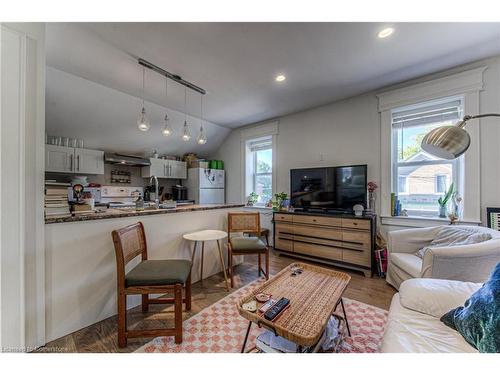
(44, 204, 244, 342)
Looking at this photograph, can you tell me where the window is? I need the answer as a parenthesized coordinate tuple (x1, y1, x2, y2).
(435, 175, 448, 193)
(245, 137, 273, 205)
(398, 176, 407, 193)
(391, 97, 462, 217)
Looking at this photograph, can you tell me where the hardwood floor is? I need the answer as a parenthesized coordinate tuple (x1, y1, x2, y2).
(36, 250, 396, 353)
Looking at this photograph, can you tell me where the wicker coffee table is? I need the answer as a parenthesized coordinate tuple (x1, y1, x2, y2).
(237, 262, 351, 353)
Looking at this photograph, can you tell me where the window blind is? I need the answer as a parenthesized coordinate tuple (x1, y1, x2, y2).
(248, 138, 272, 152)
(392, 99, 462, 128)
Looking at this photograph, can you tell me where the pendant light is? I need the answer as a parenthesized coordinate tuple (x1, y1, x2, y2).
(161, 78, 173, 136)
(137, 67, 150, 132)
(181, 87, 191, 141)
(197, 93, 207, 145)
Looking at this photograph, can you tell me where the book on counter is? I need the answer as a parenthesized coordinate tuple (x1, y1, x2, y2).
(45, 180, 71, 218)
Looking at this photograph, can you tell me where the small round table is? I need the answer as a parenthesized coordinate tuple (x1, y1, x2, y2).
(183, 230, 230, 291)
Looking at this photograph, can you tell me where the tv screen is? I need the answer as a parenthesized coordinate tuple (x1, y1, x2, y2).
(290, 165, 367, 210)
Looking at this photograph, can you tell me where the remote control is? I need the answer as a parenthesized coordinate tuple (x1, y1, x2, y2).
(264, 297, 290, 321)
(259, 298, 276, 313)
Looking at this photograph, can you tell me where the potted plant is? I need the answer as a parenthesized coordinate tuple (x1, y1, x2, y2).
(437, 182, 454, 218)
(272, 192, 288, 211)
(247, 192, 259, 206)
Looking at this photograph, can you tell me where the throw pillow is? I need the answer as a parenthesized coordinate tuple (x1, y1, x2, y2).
(416, 226, 492, 259)
(440, 262, 500, 353)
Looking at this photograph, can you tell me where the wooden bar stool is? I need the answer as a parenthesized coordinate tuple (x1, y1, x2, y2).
(111, 222, 192, 348)
(227, 212, 270, 288)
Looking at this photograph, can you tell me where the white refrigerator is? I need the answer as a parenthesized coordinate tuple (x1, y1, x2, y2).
(186, 168, 225, 204)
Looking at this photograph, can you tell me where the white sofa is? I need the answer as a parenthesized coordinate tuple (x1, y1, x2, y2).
(386, 225, 500, 289)
(381, 278, 481, 353)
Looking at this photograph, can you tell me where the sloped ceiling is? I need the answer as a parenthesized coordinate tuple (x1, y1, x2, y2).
(46, 67, 230, 157)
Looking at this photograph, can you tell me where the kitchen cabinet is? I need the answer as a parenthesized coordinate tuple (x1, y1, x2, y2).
(141, 158, 187, 179)
(74, 148, 104, 174)
(45, 145, 104, 174)
(168, 160, 187, 179)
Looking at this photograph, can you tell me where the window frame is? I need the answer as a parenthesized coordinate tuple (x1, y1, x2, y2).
(390, 97, 463, 218)
(435, 174, 448, 194)
(377, 66, 484, 226)
(252, 145, 273, 205)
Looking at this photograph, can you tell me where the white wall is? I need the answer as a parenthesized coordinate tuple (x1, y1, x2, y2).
(213, 56, 500, 232)
(1, 23, 45, 351)
(213, 93, 380, 206)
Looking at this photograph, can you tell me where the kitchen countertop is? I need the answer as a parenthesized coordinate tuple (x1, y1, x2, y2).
(45, 204, 245, 224)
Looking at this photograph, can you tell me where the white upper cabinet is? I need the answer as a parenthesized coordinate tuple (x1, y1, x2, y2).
(141, 158, 187, 179)
(45, 145, 75, 173)
(142, 158, 167, 178)
(168, 160, 187, 179)
(45, 145, 104, 174)
(74, 148, 104, 174)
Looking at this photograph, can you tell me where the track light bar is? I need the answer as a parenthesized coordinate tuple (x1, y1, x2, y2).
(138, 58, 206, 95)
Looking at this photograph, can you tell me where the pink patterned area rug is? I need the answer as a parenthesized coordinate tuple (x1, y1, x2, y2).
(136, 278, 388, 353)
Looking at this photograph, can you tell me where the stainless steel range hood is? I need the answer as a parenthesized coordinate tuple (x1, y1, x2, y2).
(104, 153, 151, 166)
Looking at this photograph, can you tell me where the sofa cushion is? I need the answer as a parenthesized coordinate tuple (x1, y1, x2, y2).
(440, 262, 500, 353)
(399, 278, 482, 318)
(125, 259, 192, 287)
(390, 253, 422, 278)
(416, 226, 492, 259)
(381, 293, 478, 353)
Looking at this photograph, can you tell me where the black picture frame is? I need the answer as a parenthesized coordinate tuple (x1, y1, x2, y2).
(486, 207, 500, 230)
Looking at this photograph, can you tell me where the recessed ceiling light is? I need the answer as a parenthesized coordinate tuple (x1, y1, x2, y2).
(275, 74, 286, 82)
(377, 27, 394, 39)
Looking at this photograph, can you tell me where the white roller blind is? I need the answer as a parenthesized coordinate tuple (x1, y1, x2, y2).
(248, 138, 272, 152)
(392, 99, 462, 128)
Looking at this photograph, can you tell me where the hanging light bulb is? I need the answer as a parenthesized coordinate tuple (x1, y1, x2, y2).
(197, 125, 207, 145)
(197, 94, 207, 144)
(137, 67, 150, 131)
(182, 87, 191, 141)
(162, 114, 173, 136)
(137, 107, 150, 132)
(182, 120, 191, 141)
(161, 79, 173, 136)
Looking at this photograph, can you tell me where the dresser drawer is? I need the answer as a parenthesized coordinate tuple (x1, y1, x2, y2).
(275, 237, 293, 252)
(342, 230, 371, 251)
(342, 248, 371, 267)
(341, 218, 370, 230)
(293, 224, 342, 241)
(275, 223, 294, 238)
(274, 213, 293, 222)
(293, 241, 342, 261)
(293, 215, 342, 227)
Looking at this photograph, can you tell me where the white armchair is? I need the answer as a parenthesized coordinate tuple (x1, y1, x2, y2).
(386, 225, 500, 289)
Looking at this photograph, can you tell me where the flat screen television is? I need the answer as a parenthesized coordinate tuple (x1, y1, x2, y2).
(290, 164, 367, 211)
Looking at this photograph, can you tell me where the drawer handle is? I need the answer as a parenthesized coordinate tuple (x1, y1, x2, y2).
(352, 222, 358, 225)
(312, 219, 317, 222)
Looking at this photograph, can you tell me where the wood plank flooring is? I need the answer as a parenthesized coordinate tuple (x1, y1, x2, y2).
(36, 251, 396, 353)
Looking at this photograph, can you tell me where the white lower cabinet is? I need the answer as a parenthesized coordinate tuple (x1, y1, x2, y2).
(45, 145, 104, 174)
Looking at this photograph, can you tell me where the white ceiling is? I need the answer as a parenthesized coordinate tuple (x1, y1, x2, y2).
(46, 22, 500, 130)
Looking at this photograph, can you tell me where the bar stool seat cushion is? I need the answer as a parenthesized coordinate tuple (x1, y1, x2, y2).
(230, 237, 267, 252)
(126, 259, 192, 287)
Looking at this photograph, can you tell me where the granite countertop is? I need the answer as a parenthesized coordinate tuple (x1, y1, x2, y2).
(45, 204, 246, 224)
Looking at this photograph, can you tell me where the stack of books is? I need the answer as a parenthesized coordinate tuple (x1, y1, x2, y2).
(45, 181, 71, 219)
